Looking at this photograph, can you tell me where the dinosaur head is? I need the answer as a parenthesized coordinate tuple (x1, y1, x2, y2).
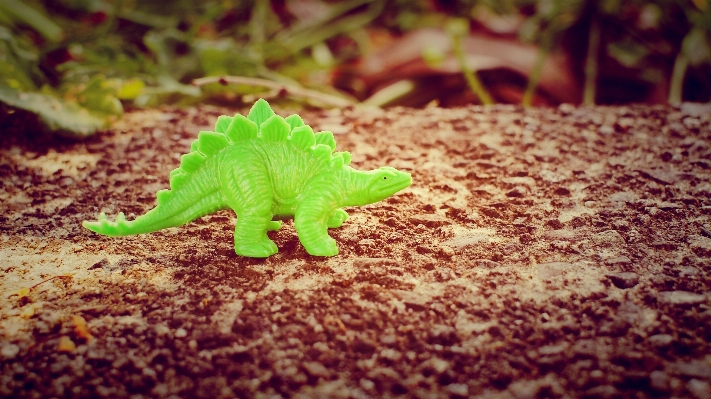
(358, 167, 412, 205)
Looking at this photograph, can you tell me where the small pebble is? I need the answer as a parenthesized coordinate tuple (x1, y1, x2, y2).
(650, 370, 670, 392)
(1, 344, 20, 359)
(687, 379, 711, 399)
(537, 262, 571, 280)
(360, 379, 375, 391)
(142, 367, 158, 379)
(669, 360, 711, 379)
(379, 334, 397, 345)
(648, 334, 673, 347)
(154, 324, 170, 336)
(584, 385, 618, 399)
(679, 267, 698, 277)
(302, 361, 330, 378)
(446, 383, 469, 396)
(658, 291, 705, 306)
(175, 328, 188, 338)
(409, 213, 450, 227)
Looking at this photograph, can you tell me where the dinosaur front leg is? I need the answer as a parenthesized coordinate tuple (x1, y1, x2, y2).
(327, 209, 348, 229)
(233, 210, 278, 257)
(295, 199, 338, 256)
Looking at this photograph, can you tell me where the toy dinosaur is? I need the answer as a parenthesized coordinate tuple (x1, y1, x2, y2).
(83, 99, 412, 257)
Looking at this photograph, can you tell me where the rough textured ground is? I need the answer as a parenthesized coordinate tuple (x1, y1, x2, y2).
(1, 101, 711, 399)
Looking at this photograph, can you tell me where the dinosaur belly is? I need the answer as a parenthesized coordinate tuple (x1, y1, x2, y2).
(272, 200, 298, 219)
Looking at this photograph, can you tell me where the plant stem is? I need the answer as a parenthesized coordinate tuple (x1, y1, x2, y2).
(248, 0, 270, 67)
(668, 28, 699, 106)
(450, 34, 494, 105)
(669, 52, 688, 105)
(583, 16, 601, 105)
(523, 30, 552, 108)
(250, 0, 267, 46)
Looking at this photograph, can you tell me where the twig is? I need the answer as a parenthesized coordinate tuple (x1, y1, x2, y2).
(191, 76, 355, 108)
(31, 275, 73, 291)
(8, 275, 74, 299)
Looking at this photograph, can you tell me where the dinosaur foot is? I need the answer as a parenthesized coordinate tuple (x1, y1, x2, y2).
(267, 220, 282, 231)
(304, 237, 339, 257)
(235, 239, 279, 258)
(327, 209, 348, 229)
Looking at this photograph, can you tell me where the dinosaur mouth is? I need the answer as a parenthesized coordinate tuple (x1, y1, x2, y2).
(383, 174, 412, 193)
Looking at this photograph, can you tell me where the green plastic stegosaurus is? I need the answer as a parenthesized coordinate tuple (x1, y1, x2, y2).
(83, 99, 412, 257)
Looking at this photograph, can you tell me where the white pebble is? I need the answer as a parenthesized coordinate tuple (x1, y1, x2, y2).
(1, 344, 19, 359)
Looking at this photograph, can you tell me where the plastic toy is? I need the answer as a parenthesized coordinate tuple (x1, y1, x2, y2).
(83, 99, 412, 257)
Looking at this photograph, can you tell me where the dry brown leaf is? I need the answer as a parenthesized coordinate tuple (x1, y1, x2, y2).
(73, 315, 93, 341)
(57, 336, 76, 353)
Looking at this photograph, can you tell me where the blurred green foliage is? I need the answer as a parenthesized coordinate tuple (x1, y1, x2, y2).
(0, 0, 709, 136)
(0, 0, 373, 136)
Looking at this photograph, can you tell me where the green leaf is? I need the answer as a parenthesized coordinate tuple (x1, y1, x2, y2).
(682, 27, 711, 66)
(421, 46, 446, 68)
(77, 76, 123, 116)
(445, 18, 469, 37)
(196, 38, 259, 77)
(115, 78, 145, 100)
(133, 75, 200, 107)
(144, 29, 199, 81)
(607, 38, 650, 68)
(0, 0, 63, 41)
(0, 86, 107, 137)
(55, 0, 107, 13)
(0, 26, 41, 91)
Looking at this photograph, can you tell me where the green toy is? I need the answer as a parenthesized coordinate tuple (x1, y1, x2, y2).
(83, 99, 412, 257)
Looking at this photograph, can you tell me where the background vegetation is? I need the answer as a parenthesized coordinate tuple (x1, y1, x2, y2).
(0, 0, 709, 136)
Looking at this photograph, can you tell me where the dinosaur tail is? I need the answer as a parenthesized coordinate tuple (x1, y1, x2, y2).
(83, 169, 225, 237)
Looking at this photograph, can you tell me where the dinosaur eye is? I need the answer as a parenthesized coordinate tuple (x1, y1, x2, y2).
(383, 176, 387, 180)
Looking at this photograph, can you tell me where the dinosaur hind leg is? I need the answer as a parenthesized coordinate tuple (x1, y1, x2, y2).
(221, 161, 279, 258)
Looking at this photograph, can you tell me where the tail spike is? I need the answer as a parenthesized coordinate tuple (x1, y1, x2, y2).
(98, 212, 107, 222)
(156, 189, 171, 204)
(116, 212, 126, 223)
